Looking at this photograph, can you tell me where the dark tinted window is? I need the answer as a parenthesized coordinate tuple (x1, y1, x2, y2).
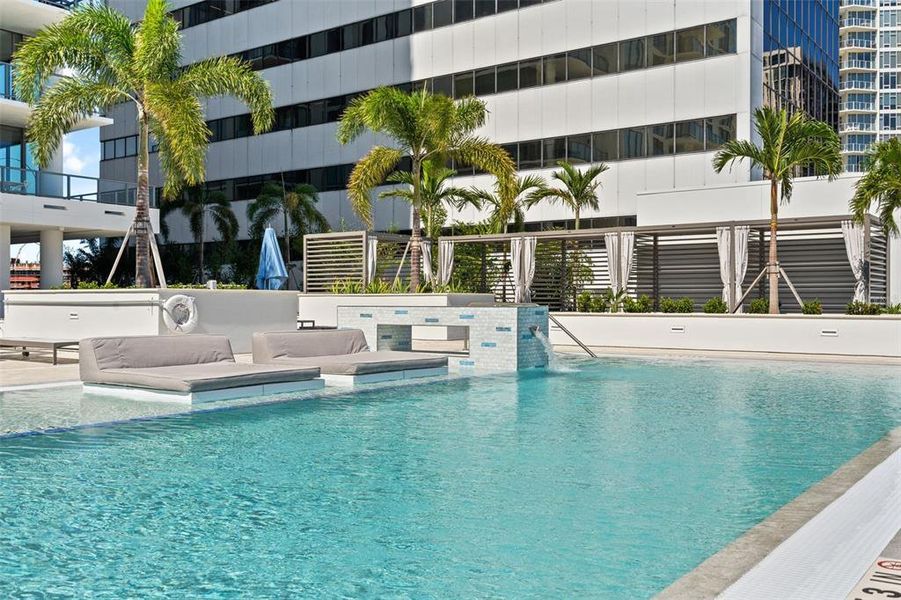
(342, 23, 361, 50)
(706, 115, 735, 150)
(648, 32, 674, 66)
(125, 136, 137, 156)
(592, 131, 618, 161)
(593, 43, 618, 75)
(543, 53, 567, 85)
(706, 20, 736, 56)
(454, 0, 474, 22)
(519, 58, 542, 88)
(519, 0, 541, 6)
(114, 138, 126, 158)
(102, 140, 114, 160)
(474, 67, 496, 95)
(397, 9, 412, 36)
(501, 142, 518, 164)
(309, 31, 327, 57)
(454, 71, 474, 98)
(496, 62, 518, 92)
(433, 0, 453, 27)
(496, 0, 518, 12)
(621, 37, 646, 71)
(648, 123, 674, 156)
(519, 140, 542, 169)
(433, 74, 454, 97)
(543, 137, 566, 167)
(474, 0, 496, 18)
(676, 26, 705, 62)
(567, 48, 592, 80)
(413, 4, 433, 31)
(620, 127, 646, 159)
(567, 134, 592, 164)
(309, 100, 326, 126)
(326, 28, 341, 52)
(675, 120, 705, 153)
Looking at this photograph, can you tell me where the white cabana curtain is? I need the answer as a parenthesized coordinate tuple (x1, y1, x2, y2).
(437, 240, 454, 286)
(510, 237, 523, 302)
(366, 237, 378, 282)
(716, 226, 750, 312)
(841, 220, 867, 302)
(604, 232, 635, 294)
(521, 236, 536, 303)
(419, 240, 433, 284)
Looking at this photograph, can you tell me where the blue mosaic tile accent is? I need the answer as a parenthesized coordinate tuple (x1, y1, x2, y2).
(394, 309, 408, 315)
(459, 314, 475, 320)
(359, 313, 373, 318)
(380, 334, 393, 340)
(495, 326, 511, 332)
(534, 307, 547, 315)
(521, 333, 533, 340)
(480, 341, 497, 348)
(424, 317, 439, 323)
(459, 359, 475, 367)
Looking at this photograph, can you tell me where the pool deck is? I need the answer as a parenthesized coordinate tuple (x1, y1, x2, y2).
(2, 347, 899, 599)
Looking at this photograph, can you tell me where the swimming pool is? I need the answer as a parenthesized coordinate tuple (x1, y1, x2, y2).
(2, 356, 899, 597)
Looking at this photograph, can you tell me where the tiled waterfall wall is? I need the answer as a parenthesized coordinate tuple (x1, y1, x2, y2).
(337, 305, 550, 371)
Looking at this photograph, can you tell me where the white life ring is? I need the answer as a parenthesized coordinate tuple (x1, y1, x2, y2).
(162, 294, 199, 334)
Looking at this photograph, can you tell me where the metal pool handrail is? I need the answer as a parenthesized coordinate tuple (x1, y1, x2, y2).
(548, 314, 596, 358)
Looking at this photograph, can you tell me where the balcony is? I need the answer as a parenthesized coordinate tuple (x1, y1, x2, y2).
(842, 143, 874, 153)
(840, 100, 877, 112)
(841, 59, 877, 71)
(1, 62, 15, 101)
(840, 79, 876, 90)
(0, 166, 159, 208)
(840, 37, 876, 51)
(840, 0, 876, 9)
(840, 121, 876, 132)
(35, 0, 88, 8)
(840, 16, 877, 30)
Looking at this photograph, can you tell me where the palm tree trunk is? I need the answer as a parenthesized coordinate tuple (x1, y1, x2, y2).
(574, 208, 580, 230)
(283, 208, 291, 263)
(409, 159, 422, 291)
(134, 111, 153, 287)
(768, 178, 780, 314)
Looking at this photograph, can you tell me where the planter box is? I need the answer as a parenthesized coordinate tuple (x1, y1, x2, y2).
(298, 293, 494, 340)
(2, 289, 300, 354)
(549, 312, 901, 358)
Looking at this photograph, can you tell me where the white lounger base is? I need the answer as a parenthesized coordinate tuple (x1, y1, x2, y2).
(83, 378, 325, 404)
(321, 366, 448, 386)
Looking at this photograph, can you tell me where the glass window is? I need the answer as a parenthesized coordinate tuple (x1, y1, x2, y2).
(433, 0, 454, 27)
(235, 114, 252, 138)
(620, 37, 646, 71)
(592, 43, 618, 75)
(342, 23, 361, 50)
(397, 9, 412, 36)
(519, 58, 542, 88)
(705, 115, 735, 150)
(567, 134, 592, 164)
(519, 140, 542, 169)
(114, 138, 126, 159)
(592, 131, 618, 161)
(309, 100, 326, 126)
(519, 0, 541, 6)
(325, 97, 344, 122)
(543, 137, 566, 167)
(308, 31, 327, 57)
(648, 32, 674, 66)
(454, 0, 474, 22)
(326, 28, 342, 52)
(125, 136, 137, 156)
(676, 26, 705, 62)
(496, 62, 518, 92)
(648, 123, 674, 156)
(706, 20, 736, 56)
(567, 48, 592, 81)
(432, 74, 454, 97)
(454, 71, 474, 98)
(413, 4, 433, 31)
(276, 106, 295, 131)
(675, 119, 705, 153)
(221, 117, 235, 141)
(496, 0, 518, 12)
(620, 127, 646, 159)
(474, 0, 496, 17)
(543, 53, 567, 85)
(297, 104, 311, 127)
(501, 142, 518, 165)
(374, 15, 394, 42)
(102, 140, 114, 160)
(474, 67, 496, 95)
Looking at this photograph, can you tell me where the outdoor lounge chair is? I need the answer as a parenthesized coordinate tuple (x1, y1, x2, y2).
(252, 329, 448, 385)
(80, 335, 324, 403)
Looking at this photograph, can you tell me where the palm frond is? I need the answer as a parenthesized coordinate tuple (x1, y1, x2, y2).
(347, 145, 404, 228)
(133, 0, 181, 82)
(179, 56, 274, 134)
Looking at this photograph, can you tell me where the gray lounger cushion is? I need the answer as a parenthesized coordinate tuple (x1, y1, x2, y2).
(253, 330, 447, 375)
(269, 351, 448, 376)
(80, 334, 319, 392)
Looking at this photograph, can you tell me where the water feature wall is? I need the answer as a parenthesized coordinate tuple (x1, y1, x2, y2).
(337, 304, 550, 371)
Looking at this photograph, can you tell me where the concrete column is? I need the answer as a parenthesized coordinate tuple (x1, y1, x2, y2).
(0, 224, 10, 317)
(39, 228, 64, 289)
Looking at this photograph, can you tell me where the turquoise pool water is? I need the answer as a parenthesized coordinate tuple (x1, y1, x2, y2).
(1, 356, 899, 598)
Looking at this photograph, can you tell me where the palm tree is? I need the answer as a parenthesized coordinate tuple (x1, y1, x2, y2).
(13, 0, 274, 287)
(167, 188, 238, 282)
(378, 163, 476, 239)
(64, 238, 123, 287)
(337, 86, 514, 289)
(247, 181, 329, 262)
(464, 174, 544, 233)
(713, 106, 842, 314)
(851, 138, 901, 237)
(526, 161, 609, 230)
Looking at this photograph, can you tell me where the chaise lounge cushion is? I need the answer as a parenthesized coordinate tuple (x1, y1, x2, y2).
(253, 329, 448, 375)
(268, 351, 448, 376)
(80, 334, 320, 393)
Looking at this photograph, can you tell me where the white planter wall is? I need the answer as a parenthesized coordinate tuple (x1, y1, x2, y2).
(2, 289, 300, 353)
(549, 313, 901, 358)
(298, 293, 495, 340)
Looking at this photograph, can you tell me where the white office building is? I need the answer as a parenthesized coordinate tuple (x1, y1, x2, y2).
(1, 0, 158, 305)
(100, 0, 899, 304)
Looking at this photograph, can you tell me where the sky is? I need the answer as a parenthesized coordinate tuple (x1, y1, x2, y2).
(11, 128, 100, 263)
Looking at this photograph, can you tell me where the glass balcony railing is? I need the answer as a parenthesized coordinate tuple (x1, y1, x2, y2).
(1, 62, 14, 101)
(841, 17, 876, 28)
(841, 59, 876, 70)
(840, 0, 876, 8)
(0, 166, 159, 208)
(840, 121, 876, 132)
(840, 37, 876, 49)
(841, 100, 877, 111)
(840, 79, 876, 90)
(843, 143, 873, 152)
(35, 0, 92, 9)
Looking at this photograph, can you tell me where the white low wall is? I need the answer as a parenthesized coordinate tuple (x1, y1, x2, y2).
(298, 293, 494, 340)
(549, 313, 901, 358)
(2, 289, 300, 353)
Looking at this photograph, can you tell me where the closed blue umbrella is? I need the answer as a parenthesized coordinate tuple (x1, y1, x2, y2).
(255, 226, 288, 290)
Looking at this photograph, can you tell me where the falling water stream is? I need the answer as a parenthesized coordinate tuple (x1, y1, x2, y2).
(530, 326, 569, 372)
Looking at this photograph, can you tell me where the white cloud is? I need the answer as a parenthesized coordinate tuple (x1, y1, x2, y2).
(62, 139, 87, 174)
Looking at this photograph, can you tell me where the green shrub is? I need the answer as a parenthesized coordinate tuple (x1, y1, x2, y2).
(576, 291, 593, 313)
(846, 301, 884, 315)
(75, 281, 118, 289)
(589, 295, 608, 313)
(660, 296, 694, 313)
(748, 298, 769, 314)
(623, 294, 653, 313)
(801, 299, 823, 315)
(703, 296, 728, 314)
(168, 283, 248, 290)
(885, 303, 901, 315)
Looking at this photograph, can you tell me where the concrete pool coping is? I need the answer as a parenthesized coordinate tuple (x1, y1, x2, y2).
(658, 426, 901, 599)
